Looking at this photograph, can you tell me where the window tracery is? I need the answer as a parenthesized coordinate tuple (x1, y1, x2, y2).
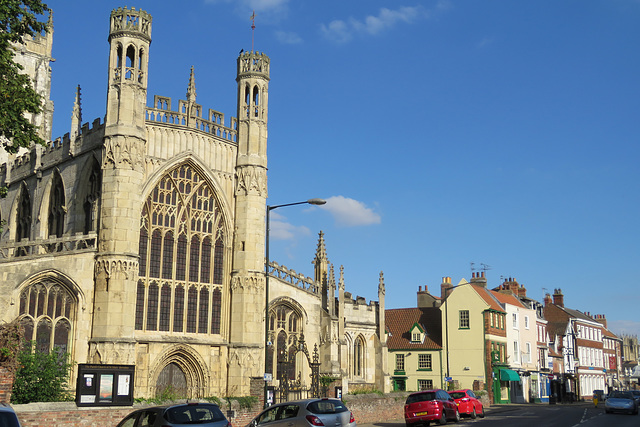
(18, 280, 76, 354)
(135, 163, 226, 335)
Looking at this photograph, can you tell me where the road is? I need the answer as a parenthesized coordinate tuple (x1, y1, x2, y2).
(358, 402, 640, 427)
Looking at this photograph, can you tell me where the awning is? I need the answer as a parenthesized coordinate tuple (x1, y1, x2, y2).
(500, 369, 521, 382)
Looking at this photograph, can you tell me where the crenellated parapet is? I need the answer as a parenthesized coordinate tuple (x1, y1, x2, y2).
(146, 95, 237, 143)
(109, 7, 152, 42)
(237, 51, 270, 79)
(5, 117, 104, 184)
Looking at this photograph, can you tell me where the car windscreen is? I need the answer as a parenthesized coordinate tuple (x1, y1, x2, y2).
(448, 392, 466, 399)
(609, 391, 632, 399)
(406, 392, 436, 404)
(307, 400, 348, 414)
(165, 404, 226, 424)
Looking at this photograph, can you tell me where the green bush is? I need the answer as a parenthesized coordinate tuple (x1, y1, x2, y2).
(11, 344, 73, 404)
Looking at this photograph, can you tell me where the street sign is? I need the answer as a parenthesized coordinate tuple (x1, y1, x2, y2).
(264, 373, 273, 382)
(445, 377, 452, 382)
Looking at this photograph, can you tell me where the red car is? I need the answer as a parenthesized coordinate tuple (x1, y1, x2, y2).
(404, 389, 460, 426)
(449, 389, 485, 419)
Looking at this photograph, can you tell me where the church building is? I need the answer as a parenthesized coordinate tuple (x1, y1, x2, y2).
(0, 7, 388, 399)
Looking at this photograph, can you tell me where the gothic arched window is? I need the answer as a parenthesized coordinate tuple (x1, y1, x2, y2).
(136, 163, 226, 335)
(48, 172, 65, 238)
(84, 160, 101, 234)
(268, 303, 302, 379)
(353, 335, 365, 378)
(18, 280, 76, 354)
(15, 183, 31, 256)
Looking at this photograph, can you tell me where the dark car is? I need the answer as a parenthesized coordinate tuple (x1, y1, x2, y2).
(630, 390, 640, 403)
(404, 389, 460, 426)
(116, 402, 232, 427)
(604, 391, 638, 415)
(250, 398, 356, 427)
(448, 389, 484, 419)
(0, 403, 21, 427)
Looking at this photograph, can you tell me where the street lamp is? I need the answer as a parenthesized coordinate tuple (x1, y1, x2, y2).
(264, 198, 326, 407)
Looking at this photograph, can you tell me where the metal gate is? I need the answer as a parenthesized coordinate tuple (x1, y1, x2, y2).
(274, 334, 321, 403)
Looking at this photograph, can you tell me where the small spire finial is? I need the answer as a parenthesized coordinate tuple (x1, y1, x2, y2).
(186, 66, 196, 104)
(70, 85, 82, 141)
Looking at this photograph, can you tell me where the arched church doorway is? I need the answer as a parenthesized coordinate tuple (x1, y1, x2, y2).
(156, 362, 187, 398)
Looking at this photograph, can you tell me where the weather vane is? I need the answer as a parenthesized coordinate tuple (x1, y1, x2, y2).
(250, 10, 256, 52)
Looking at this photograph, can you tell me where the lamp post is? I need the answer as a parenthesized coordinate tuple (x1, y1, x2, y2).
(264, 198, 326, 408)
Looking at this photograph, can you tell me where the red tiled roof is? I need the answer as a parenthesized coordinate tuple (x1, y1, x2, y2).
(470, 284, 505, 313)
(385, 307, 442, 351)
(490, 290, 527, 308)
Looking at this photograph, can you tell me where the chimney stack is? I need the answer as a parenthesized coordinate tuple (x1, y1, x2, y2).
(470, 271, 487, 287)
(594, 314, 608, 329)
(552, 288, 564, 307)
(544, 293, 552, 306)
(441, 277, 452, 300)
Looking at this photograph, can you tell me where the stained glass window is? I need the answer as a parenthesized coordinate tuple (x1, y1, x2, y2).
(136, 163, 226, 335)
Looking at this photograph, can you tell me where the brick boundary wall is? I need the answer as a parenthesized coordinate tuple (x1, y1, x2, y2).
(12, 393, 412, 427)
(0, 367, 14, 403)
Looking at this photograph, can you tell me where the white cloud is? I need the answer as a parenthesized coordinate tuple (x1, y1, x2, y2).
(319, 196, 381, 227)
(321, 6, 429, 43)
(275, 30, 303, 44)
(320, 19, 352, 43)
(269, 211, 312, 240)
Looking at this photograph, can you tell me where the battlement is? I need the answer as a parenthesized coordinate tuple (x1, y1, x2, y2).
(237, 51, 270, 79)
(146, 95, 237, 142)
(6, 117, 104, 182)
(109, 7, 152, 41)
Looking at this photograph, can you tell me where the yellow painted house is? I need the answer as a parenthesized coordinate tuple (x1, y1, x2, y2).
(386, 307, 444, 392)
(439, 274, 513, 403)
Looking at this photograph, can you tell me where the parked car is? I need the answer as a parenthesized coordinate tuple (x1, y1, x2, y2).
(404, 389, 460, 426)
(250, 398, 355, 427)
(604, 391, 639, 415)
(116, 402, 232, 427)
(448, 389, 484, 419)
(0, 403, 21, 427)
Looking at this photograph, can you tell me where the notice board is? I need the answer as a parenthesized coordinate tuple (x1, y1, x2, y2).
(75, 364, 135, 406)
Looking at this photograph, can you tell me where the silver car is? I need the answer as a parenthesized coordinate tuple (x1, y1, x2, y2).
(604, 391, 638, 415)
(116, 402, 232, 427)
(250, 398, 356, 427)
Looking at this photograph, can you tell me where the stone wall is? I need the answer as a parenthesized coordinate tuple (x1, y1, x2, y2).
(12, 394, 409, 427)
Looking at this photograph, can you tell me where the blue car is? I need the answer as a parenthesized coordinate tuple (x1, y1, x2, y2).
(605, 391, 638, 415)
(0, 403, 21, 427)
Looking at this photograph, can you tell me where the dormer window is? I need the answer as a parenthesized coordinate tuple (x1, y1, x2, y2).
(410, 323, 425, 344)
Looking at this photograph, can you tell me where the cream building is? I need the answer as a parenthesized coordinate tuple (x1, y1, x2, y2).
(0, 7, 388, 400)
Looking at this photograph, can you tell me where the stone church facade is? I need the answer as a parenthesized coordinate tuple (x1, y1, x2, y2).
(0, 7, 388, 399)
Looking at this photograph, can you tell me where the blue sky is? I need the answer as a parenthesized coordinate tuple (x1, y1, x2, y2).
(44, 0, 640, 336)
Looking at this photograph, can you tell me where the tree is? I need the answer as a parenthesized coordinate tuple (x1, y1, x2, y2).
(11, 343, 73, 404)
(0, 0, 50, 153)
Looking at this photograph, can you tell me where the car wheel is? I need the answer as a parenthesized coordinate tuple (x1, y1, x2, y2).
(453, 409, 460, 423)
(470, 408, 477, 419)
(438, 410, 447, 425)
(479, 406, 485, 418)
(605, 409, 611, 414)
